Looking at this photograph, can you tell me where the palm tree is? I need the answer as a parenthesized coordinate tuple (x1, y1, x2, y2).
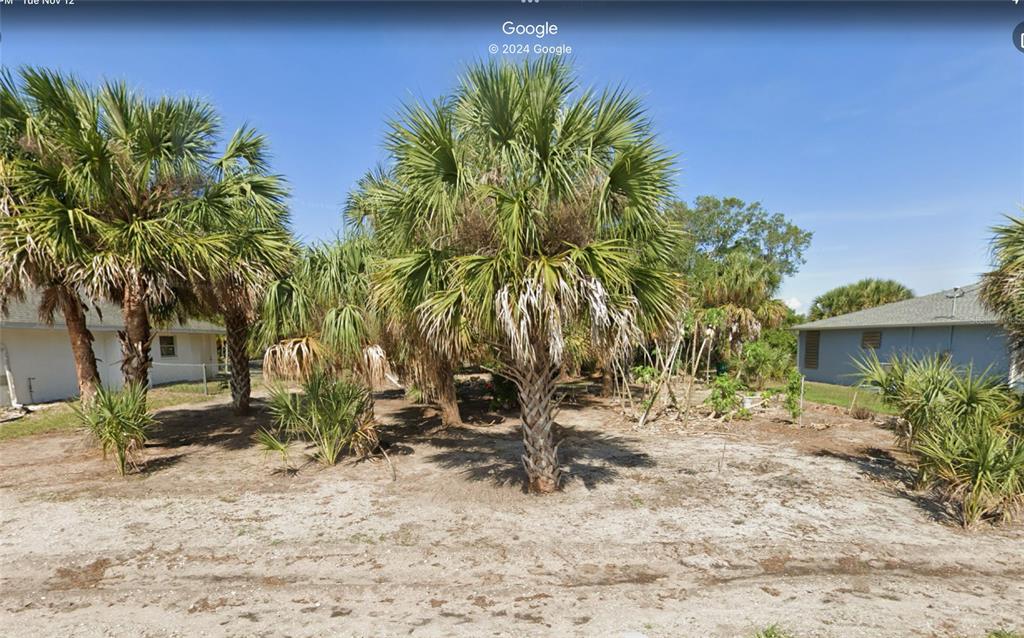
(257, 237, 387, 388)
(365, 59, 681, 492)
(187, 127, 293, 415)
(981, 212, 1024, 357)
(808, 278, 913, 320)
(0, 69, 103, 402)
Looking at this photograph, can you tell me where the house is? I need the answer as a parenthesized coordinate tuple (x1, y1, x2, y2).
(1, 291, 223, 406)
(794, 283, 1017, 386)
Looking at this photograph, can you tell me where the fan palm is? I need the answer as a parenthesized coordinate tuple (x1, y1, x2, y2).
(2, 67, 233, 392)
(809, 278, 913, 320)
(185, 126, 294, 415)
(258, 236, 387, 388)
(363, 59, 682, 492)
(981, 212, 1024, 359)
(1, 69, 104, 402)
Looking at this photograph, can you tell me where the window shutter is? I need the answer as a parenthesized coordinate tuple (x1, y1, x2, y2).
(804, 331, 820, 370)
(861, 331, 882, 350)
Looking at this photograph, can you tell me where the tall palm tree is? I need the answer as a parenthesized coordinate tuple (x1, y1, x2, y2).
(981, 213, 1024, 357)
(366, 59, 681, 492)
(186, 127, 293, 415)
(0, 69, 104, 402)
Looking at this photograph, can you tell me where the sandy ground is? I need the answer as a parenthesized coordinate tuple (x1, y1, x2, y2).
(0, 386, 1022, 638)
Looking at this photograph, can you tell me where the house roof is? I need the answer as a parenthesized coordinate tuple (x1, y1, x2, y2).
(794, 283, 999, 331)
(1, 290, 223, 334)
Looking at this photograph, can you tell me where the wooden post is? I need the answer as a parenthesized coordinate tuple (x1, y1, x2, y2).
(202, 363, 208, 396)
(799, 376, 805, 427)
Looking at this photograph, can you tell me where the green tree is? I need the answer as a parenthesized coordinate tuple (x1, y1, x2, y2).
(1, 68, 235, 393)
(185, 127, 294, 415)
(1, 69, 106, 402)
(360, 59, 681, 492)
(669, 195, 812, 278)
(808, 278, 913, 320)
(981, 212, 1024, 358)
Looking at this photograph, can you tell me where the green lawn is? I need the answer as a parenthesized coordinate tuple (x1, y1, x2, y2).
(786, 380, 896, 415)
(0, 379, 230, 442)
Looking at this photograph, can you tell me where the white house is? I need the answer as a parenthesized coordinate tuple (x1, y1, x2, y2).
(1, 291, 223, 406)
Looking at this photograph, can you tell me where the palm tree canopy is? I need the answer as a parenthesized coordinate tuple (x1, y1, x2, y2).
(808, 278, 914, 321)
(981, 212, 1024, 356)
(355, 58, 683, 378)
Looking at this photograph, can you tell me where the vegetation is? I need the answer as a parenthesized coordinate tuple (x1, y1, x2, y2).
(266, 371, 378, 466)
(0, 380, 228, 442)
(706, 374, 744, 419)
(0, 67, 292, 413)
(350, 58, 681, 492)
(808, 278, 913, 320)
(73, 384, 155, 476)
(981, 211, 1024, 359)
(857, 353, 1024, 527)
(783, 368, 803, 421)
(752, 626, 796, 638)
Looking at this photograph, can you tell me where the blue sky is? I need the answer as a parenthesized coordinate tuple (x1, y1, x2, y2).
(6, 2, 1023, 312)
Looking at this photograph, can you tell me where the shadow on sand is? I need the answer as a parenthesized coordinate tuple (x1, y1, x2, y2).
(815, 447, 953, 524)
(380, 391, 654, 491)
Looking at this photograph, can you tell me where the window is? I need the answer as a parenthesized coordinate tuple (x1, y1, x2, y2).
(159, 335, 177, 357)
(804, 331, 820, 370)
(861, 330, 882, 350)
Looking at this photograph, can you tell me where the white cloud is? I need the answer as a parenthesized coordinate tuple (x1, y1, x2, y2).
(784, 297, 802, 311)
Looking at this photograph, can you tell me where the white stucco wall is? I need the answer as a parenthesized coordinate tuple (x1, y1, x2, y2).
(0, 326, 221, 406)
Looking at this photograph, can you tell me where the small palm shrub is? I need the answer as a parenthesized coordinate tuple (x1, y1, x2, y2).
(914, 414, 1024, 526)
(267, 371, 377, 465)
(856, 353, 1024, 527)
(74, 384, 154, 476)
(706, 374, 744, 419)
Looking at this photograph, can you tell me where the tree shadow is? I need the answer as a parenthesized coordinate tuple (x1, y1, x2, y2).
(146, 398, 269, 452)
(135, 453, 187, 474)
(417, 423, 654, 491)
(815, 447, 955, 524)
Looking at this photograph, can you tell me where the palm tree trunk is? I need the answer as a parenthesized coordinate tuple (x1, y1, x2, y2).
(422, 351, 462, 427)
(58, 292, 101, 404)
(516, 358, 561, 493)
(223, 308, 251, 416)
(118, 275, 153, 389)
(600, 365, 615, 397)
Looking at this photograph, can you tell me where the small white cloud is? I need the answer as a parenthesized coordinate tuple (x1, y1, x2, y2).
(784, 297, 802, 311)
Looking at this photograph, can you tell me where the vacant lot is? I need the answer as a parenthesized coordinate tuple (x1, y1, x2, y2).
(1, 389, 1021, 637)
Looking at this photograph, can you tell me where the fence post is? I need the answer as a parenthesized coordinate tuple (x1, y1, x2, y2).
(202, 363, 208, 396)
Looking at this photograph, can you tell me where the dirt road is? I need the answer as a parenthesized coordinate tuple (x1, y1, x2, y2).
(1, 393, 1021, 637)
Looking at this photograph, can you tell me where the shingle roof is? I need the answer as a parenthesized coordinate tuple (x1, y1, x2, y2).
(1, 290, 223, 334)
(794, 283, 998, 331)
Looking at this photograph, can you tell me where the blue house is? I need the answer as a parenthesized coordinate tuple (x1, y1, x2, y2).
(794, 283, 1017, 386)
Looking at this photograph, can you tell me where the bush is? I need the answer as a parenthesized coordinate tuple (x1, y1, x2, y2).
(74, 384, 155, 476)
(267, 371, 377, 465)
(485, 374, 519, 411)
(856, 353, 1024, 527)
(739, 332, 794, 389)
(706, 374, 744, 419)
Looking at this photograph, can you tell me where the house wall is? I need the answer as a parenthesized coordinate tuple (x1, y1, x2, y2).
(797, 324, 1010, 386)
(0, 327, 221, 406)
